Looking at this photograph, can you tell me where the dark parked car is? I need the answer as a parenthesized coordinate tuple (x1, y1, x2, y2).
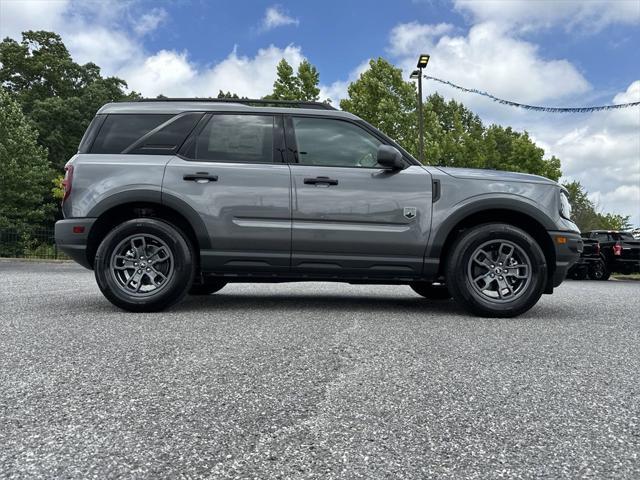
(567, 238, 602, 280)
(581, 230, 640, 280)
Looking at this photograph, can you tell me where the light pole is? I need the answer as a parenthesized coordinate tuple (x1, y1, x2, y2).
(410, 54, 430, 164)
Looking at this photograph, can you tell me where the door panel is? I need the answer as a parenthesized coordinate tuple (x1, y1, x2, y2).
(163, 158, 291, 272)
(291, 165, 432, 275)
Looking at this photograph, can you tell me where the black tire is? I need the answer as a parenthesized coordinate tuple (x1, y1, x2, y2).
(445, 223, 547, 318)
(189, 279, 227, 295)
(410, 282, 452, 300)
(94, 218, 195, 312)
(588, 258, 610, 281)
(568, 267, 588, 280)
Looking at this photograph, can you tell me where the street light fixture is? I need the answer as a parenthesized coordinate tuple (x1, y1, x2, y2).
(411, 54, 429, 163)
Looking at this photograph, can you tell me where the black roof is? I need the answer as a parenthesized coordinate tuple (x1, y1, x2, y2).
(135, 98, 336, 111)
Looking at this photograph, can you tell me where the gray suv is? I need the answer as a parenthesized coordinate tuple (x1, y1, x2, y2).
(55, 99, 582, 317)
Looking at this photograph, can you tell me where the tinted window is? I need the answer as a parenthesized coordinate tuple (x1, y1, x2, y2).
(91, 114, 172, 154)
(292, 117, 382, 168)
(613, 232, 634, 241)
(129, 113, 203, 155)
(195, 115, 274, 163)
(78, 115, 106, 153)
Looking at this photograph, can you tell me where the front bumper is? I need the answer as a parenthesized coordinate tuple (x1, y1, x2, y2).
(54, 218, 97, 269)
(548, 231, 583, 288)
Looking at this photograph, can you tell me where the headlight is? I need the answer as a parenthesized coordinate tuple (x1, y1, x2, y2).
(559, 190, 572, 220)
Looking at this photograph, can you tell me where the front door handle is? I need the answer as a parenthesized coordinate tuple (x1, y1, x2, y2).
(184, 173, 218, 183)
(304, 176, 338, 186)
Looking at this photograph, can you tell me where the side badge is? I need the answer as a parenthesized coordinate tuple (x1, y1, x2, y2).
(403, 207, 417, 220)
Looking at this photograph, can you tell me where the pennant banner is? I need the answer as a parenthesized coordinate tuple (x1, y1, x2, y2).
(423, 75, 640, 113)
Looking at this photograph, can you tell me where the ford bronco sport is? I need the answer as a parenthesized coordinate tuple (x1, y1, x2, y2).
(55, 99, 582, 317)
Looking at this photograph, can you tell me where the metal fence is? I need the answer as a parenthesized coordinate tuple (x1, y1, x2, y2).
(0, 227, 68, 260)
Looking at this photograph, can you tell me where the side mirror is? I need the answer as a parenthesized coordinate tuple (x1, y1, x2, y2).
(377, 145, 405, 170)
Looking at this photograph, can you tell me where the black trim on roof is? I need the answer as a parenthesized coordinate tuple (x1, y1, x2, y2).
(134, 98, 337, 110)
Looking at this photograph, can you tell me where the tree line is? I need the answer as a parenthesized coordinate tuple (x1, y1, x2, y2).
(0, 30, 631, 239)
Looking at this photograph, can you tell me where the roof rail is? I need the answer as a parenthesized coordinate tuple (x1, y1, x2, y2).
(134, 98, 337, 111)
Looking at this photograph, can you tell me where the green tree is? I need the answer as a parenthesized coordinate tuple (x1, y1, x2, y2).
(270, 59, 301, 100)
(266, 58, 321, 101)
(483, 125, 561, 181)
(217, 90, 239, 99)
(563, 181, 632, 231)
(595, 212, 632, 231)
(0, 31, 136, 172)
(297, 60, 320, 101)
(340, 58, 419, 155)
(563, 181, 598, 230)
(0, 87, 50, 231)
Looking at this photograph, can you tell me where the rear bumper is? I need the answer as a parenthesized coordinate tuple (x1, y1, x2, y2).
(611, 258, 640, 273)
(54, 218, 97, 269)
(549, 231, 583, 288)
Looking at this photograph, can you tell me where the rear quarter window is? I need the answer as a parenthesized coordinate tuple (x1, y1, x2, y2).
(90, 114, 173, 154)
(128, 113, 203, 155)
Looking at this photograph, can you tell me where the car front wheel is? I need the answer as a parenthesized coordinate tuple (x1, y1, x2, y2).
(94, 218, 195, 312)
(445, 224, 547, 318)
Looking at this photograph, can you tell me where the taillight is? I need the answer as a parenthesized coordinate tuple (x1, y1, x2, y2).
(594, 242, 600, 255)
(61, 165, 74, 202)
(613, 243, 622, 256)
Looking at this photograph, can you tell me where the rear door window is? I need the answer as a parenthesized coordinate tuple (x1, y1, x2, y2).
(195, 114, 274, 163)
(90, 114, 172, 154)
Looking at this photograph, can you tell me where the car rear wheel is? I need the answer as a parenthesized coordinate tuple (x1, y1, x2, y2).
(94, 218, 195, 312)
(445, 223, 547, 318)
(189, 278, 227, 295)
(589, 259, 610, 281)
(410, 282, 451, 300)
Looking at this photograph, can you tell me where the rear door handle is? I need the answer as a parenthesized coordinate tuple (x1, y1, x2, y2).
(183, 173, 218, 183)
(304, 176, 338, 186)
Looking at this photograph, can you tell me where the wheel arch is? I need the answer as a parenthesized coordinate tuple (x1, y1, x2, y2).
(85, 191, 210, 269)
(430, 201, 556, 290)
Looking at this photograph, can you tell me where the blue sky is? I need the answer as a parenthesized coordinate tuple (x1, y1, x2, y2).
(139, 0, 639, 101)
(1, 0, 639, 224)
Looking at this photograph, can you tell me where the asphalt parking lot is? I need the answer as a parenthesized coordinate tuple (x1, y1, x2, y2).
(1, 260, 639, 479)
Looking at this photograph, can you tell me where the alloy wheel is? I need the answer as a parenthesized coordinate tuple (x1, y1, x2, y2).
(466, 240, 532, 303)
(109, 234, 174, 297)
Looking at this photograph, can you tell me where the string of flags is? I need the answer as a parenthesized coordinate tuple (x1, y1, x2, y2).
(423, 75, 640, 113)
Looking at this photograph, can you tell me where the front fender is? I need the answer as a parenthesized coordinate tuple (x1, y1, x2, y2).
(427, 193, 558, 259)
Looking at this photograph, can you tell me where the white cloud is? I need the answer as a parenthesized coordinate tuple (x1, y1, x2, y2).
(121, 44, 306, 98)
(453, 0, 640, 32)
(65, 27, 140, 73)
(390, 21, 590, 105)
(388, 22, 454, 56)
(0, 0, 69, 39)
(261, 5, 299, 31)
(133, 8, 168, 36)
(550, 82, 640, 226)
(319, 60, 371, 106)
